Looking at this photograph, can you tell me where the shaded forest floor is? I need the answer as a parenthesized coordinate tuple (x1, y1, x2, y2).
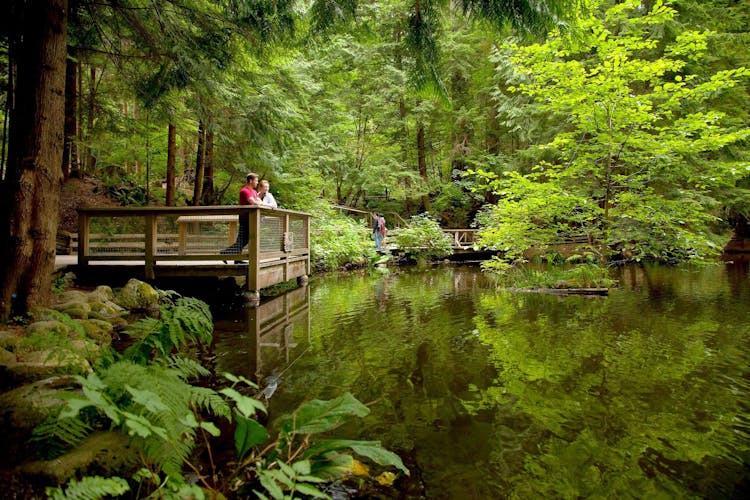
(58, 177, 120, 234)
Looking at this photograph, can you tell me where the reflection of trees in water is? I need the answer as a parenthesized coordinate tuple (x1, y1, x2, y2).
(468, 266, 750, 498)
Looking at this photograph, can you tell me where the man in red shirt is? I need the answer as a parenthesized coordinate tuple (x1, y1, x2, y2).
(221, 173, 260, 261)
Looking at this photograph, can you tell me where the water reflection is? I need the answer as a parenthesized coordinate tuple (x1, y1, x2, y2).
(211, 265, 750, 498)
(212, 286, 310, 384)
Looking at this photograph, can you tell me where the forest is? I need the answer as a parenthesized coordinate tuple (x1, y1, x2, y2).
(1, 0, 749, 317)
(1, 2, 749, 498)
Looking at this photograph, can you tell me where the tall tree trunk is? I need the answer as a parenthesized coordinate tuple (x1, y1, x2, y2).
(201, 129, 214, 205)
(84, 65, 96, 174)
(0, 0, 68, 320)
(192, 119, 205, 206)
(62, 53, 79, 179)
(165, 123, 176, 206)
(417, 122, 431, 212)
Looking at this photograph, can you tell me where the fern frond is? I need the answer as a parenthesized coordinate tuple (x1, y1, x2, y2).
(166, 355, 211, 379)
(46, 475, 129, 500)
(122, 298, 213, 363)
(190, 386, 232, 420)
(32, 415, 93, 459)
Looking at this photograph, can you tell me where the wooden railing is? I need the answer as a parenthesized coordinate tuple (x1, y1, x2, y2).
(442, 229, 478, 249)
(77, 206, 311, 295)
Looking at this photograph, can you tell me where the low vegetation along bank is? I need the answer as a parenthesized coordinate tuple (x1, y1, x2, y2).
(0, 278, 407, 499)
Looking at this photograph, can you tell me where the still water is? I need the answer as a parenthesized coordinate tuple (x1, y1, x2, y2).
(212, 263, 750, 499)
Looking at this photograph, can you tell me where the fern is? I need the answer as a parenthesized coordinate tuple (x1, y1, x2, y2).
(165, 355, 211, 379)
(123, 297, 213, 363)
(44, 360, 228, 481)
(31, 413, 93, 459)
(46, 475, 129, 500)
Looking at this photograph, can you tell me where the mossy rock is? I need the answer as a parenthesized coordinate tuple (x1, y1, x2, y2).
(86, 300, 125, 318)
(17, 431, 138, 485)
(0, 346, 16, 365)
(26, 320, 72, 339)
(76, 319, 113, 344)
(91, 285, 115, 302)
(0, 376, 78, 433)
(50, 300, 92, 319)
(57, 290, 89, 304)
(114, 279, 160, 310)
(15, 348, 92, 376)
(87, 313, 128, 331)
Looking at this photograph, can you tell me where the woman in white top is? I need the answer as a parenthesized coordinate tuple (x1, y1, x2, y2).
(257, 179, 278, 208)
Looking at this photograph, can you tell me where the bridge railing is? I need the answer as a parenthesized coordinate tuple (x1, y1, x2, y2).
(77, 206, 310, 293)
(442, 229, 478, 249)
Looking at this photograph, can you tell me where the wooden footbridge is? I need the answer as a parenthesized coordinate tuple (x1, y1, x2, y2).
(71, 206, 311, 301)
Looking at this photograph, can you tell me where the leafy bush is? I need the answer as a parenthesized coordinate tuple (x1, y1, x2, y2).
(392, 214, 452, 261)
(310, 204, 376, 271)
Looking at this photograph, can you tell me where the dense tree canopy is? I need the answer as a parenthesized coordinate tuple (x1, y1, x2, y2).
(1, 0, 749, 317)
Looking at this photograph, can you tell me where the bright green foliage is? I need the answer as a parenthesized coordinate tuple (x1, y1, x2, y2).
(392, 213, 452, 261)
(241, 392, 408, 498)
(45, 475, 130, 500)
(55, 360, 230, 480)
(475, 0, 750, 264)
(123, 296, 213, 363)
(310, 203, 377, 271)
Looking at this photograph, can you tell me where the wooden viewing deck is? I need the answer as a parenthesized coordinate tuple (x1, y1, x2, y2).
(74, 206, 311, 301)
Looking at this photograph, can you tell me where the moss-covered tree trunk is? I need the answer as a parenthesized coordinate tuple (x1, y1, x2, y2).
(0, 0, 68, 320)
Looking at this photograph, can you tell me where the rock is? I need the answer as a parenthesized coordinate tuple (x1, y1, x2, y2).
(14, 348, 92, 377)
(26, 321, 72, 338)
(76, 319, 114, 344)
(87, 300, 125, 318)
(56, 290, 89, 304)
(0, 346, 16, 365)
(114, 279, 160, 310)
(0, 376, 79, 433)
(50, 300, 92, 319)
(17, 431, 138, 485)
(92, 285, 115, 302)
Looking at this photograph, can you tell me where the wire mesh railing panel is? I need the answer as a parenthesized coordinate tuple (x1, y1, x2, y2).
(260, 215, 283, 253)
(156, 216, 180, 255)
(289, 216, 308, 249)
(176, 215, 236, 255)
(87, 216, 145, 256)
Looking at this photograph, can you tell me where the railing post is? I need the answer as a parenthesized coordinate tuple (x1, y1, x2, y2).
(145, 215, 157, 280)
(246, 208, 260, 302)
(78, 211, 90, 267)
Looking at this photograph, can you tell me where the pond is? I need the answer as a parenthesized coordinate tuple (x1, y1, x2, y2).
(211, 263, 750, 498)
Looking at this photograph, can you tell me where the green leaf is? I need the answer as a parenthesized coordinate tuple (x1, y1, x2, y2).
(126, 385, 169, 413)
(281, 392, 369, 435)
(306, 439, 409, 474)
(266, 468, 295, 489)
(292, 460, 311, 475)
(277, 460, 297, 479)
(294, 483, 329, 498)
(259, 470, 285, 499)
(234, 412, 270, 459)
(220, 387, 267, 417)
(59, 397, 95, 420)
(223, 372, 259, 389)
(200, 421, 221, 437)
